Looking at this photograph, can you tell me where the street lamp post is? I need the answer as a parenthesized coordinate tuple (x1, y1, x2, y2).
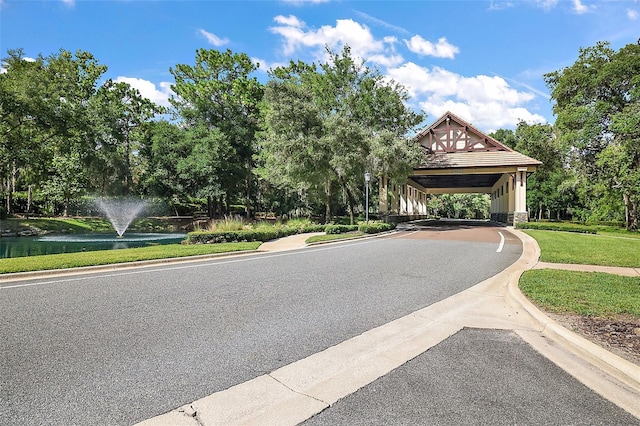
(364, 172, 371, 224)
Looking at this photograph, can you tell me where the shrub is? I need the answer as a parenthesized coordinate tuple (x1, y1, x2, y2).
(285, 217, 314, 229)
(186, 227, 299, 244)
(358, 222, 395, 234)
(301, 224, 327, 233)
(206, 216, 245, 232)
(325, 224, 359, 234)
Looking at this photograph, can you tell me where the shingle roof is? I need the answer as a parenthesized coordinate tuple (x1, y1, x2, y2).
(418, 151, 542, 170)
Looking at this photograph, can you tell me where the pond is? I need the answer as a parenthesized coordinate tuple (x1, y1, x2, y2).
(0, 233, 187, 259)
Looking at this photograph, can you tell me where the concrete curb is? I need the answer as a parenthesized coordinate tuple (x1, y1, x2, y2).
(305, 230, 400, 247)
(505, 228, 640, 417)
(0, 250, 259, 283)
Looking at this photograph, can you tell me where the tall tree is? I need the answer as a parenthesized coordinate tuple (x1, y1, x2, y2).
(545, 41, 640, 230)
(92, 79, 164, 195)
(170, 49, 263, 217)
(0, 48, 106, 213)
(258, 46, 424, 223)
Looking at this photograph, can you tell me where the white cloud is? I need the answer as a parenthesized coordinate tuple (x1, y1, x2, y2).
(251, 57, 289, 72)
(269, 15, 408, 69)
(488, 1, 515, 11)
(403, 35, 459, 59)
(387, 62, 545, 130)
(572, 0, 594, 14)
(274, 15, 305, 27)
(0, 66, 6, 74)
(198, 29, 229, 46)
(61, 0, 75, 6)
(627, 9, 639, 20)
(366, 53, 404, 68)
(270, 16, 384, 57)
(114, 77, 173, 107)
(535, 0, 558, 11)
(351, 10, 411, 35)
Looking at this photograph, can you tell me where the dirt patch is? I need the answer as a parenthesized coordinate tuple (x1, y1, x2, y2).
(549, 313, 640, 366)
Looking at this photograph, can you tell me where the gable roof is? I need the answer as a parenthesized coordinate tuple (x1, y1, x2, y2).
(413, 111, 542, 171)
(413, 111, 513, 153)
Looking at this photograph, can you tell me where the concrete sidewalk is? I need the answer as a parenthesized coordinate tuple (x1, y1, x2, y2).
(257, 232, 324, 252)
(137, 229, 640, 426)
(533, 261, 640, 276)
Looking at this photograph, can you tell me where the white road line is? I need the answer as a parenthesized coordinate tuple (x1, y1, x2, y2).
(496, 231, 505, 253)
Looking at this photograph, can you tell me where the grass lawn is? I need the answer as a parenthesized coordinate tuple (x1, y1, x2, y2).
(306, 232, 364, 244)
(519, 270, 640, 317)
(0, 242, 261, 274)
(524, 230, 640, 267)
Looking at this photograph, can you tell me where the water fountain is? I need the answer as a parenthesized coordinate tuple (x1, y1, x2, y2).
(95, 197, 147, 237)
(0, 197, 187, 258)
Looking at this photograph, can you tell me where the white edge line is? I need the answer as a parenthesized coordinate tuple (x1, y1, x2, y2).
(497, 231, 505, 253)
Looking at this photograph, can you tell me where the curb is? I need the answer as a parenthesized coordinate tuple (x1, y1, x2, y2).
(0, 250, 259, 283)
(305, 230, 400, 247)
(506, 229, 640, 396)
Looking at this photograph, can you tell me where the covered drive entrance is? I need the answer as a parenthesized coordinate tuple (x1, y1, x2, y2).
(379, 112, 542, 225)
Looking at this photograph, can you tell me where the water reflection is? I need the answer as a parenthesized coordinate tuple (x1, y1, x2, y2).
(0, 233, 187, 258)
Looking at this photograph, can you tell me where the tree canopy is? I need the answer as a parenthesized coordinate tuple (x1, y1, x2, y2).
(1, 40, 639, 230)
(545, 40, 640, 230)
(258, 46, 424, 223)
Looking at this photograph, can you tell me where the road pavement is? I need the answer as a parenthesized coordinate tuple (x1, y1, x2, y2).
(303, 328, 639, 425)
(1, 222, 520, 425)
(3, 221, 639, 425)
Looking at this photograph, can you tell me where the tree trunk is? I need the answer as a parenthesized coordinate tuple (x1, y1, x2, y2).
(340, 177, 356, 225)
(624, 193, 638, 231)
(207, 196, 213, 219)
(324, 182, 332, 224)
(538, 201, 543, 221)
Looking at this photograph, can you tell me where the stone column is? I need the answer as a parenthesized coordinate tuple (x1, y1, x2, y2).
(379, 175, 388, 214)
(514, 167, 529, 223)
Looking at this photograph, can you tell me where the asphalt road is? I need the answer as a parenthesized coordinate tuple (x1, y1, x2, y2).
(303, 328, 640, 426)
(1, 225, 521, 425)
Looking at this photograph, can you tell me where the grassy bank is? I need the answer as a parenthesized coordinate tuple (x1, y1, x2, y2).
(306, 232, 365, 244)
(0, 242, 260, 274)
(520, 228, 640, 320)
(519, 269, 639, 317)
(524, 230, 640, 268)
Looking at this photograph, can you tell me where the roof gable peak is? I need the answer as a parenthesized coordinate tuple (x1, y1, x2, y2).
(414, 111, 513, 154)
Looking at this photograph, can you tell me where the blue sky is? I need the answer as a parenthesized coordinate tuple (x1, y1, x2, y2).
(1, 0, 639, 132)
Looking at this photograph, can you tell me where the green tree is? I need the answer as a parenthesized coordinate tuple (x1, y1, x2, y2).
(258, 46, 424, 223)
(0, 48, 106, 213)
(40, 151, 86, 216)
(513, 122, 568, 220)
(170, 49, 263, 217)
(545, 41, 640, 230)
(92, 79, 164, 195)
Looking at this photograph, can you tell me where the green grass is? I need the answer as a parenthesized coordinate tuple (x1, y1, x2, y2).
(306, 232, 364, 244)
(524, 230, 640, 267)
(519, 269, 640, 318)
(0, 242, 261, 274)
